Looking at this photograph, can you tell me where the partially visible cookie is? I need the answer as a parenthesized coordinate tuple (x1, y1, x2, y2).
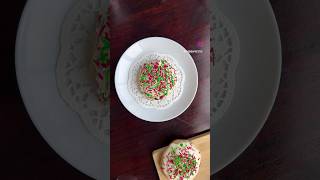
(161, 140, 201, 180)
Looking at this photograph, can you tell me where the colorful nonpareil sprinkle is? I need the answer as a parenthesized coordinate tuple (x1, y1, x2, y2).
(92, 12, 110, 103)
(162, 141, 201, 180)
(138, 60, 177, 100)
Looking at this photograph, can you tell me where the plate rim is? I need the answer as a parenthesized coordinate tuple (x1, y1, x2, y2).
(212, 0, 282, 174)
(114, 36, 199, 122)
(15, 0, 102, 179)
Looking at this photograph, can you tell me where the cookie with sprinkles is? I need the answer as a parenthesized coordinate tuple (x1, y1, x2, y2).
(138, 59, 177, 100)
(161, 140, 201, 180)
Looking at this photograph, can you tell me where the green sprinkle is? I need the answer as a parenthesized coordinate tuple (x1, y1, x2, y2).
(140, 75, 147, 81)
(174, 156, 181, 167)
(145, 64, 152, 72)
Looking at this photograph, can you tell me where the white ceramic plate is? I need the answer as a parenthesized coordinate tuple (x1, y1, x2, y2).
(211, 0, 281, 174)
(115, 37, 198, 122)
(15, 0, 107, 179)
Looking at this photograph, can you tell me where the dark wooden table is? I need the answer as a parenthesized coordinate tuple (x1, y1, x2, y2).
(109, 0, 210, 179)
(3, 0, 320, 180)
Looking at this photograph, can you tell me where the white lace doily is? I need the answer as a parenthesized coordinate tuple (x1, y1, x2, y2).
(211, 9, 240, 122)
(56, 0, 109, 143)
(128, 53, 184, 109)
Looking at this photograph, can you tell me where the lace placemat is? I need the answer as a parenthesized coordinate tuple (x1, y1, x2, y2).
(211, 9, 240, 122)
(56, 0, 109, 144)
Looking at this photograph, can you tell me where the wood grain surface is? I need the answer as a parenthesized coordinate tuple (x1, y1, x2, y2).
(109, 0, 210, 179)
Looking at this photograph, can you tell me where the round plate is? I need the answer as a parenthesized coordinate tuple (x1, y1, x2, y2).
(15, 0, 107, 179)
(115, 37, 198, 122)
(212, 0, 281, 174)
